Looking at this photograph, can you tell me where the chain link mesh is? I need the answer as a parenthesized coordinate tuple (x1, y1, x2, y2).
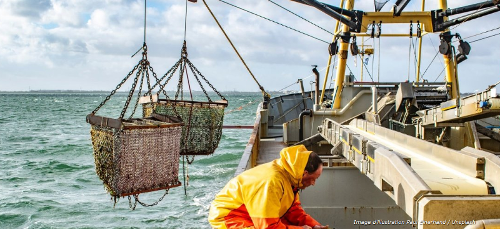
(90, 121, 182, 198)
(88, 43, 183, 201)
(141, 41, 227, 156)
(143, 101, 226, 155)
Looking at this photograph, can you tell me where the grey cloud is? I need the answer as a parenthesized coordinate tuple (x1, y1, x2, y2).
(11, 0, 52, 19)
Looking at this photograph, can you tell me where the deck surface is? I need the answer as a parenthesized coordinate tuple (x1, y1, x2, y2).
(257, 127, 286, 165)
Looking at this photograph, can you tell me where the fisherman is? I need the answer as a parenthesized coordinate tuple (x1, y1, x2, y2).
(208, 145, 329, 229)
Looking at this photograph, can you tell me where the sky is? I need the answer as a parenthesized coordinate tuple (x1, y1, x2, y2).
(0, 0, 498, 93)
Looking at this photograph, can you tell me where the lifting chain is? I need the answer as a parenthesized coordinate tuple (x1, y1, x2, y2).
(417, 21, 422, 38)
(148, 60, 184, 118)
(409, 21, 413, 38)
(169, 41, 226, 102)
(121, 49, 145, 120)
(187, 59, 226, 102)
(186, 154, 195, 164)
(149, 60, 182, 100)
(376, 21, 382, 38)
(174, 42, 188, 100)
(130, 47, 154, 119)
(91, 43, 156, 120)
(129, 66, 146, 119)
(91, 64, 139, 116)
(370, 21, 375, 38)
(128, 189, 170, 210)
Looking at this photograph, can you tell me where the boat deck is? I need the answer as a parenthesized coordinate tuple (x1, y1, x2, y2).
(257, 127, 286, 165)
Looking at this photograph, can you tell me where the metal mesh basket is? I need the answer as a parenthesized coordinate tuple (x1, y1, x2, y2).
(88, 115, 182, 197)
(142, 99, 227, 155)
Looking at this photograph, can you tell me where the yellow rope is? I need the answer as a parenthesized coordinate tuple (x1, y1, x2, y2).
(202, 0, 270, 98)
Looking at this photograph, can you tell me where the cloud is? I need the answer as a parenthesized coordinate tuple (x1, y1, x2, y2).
(0, 0, 498, 93)
(4, 0, 52, 19)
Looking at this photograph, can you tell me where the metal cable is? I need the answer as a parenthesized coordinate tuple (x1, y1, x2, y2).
(421, 50, 440, 80)
(219, 0, 329, 44)
(449, 2, 489, 31)
(362, 59, 374, 82)
(268, 0, 333, 35)
(469, 31, 500, 43)
(184, 0, 188, 41)
(144, 0, 147, 44)
(278, 81, 299, 92)
(203, 0, 270, 97)
(462, 26, 500, 40)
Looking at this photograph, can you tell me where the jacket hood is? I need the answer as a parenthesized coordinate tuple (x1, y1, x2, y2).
(276, 145, 312, 189)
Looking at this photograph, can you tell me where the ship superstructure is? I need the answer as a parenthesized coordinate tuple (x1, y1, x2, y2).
(235, 0, 500, 228)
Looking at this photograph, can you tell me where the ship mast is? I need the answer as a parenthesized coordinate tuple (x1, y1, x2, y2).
(332, 0, 355, 109)
(438, 0, 459, 99)
(294, 0, 500, 108)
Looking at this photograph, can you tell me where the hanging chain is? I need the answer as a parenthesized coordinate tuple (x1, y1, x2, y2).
(417, 21, 422, 38)
(144, 66, 154, 102)
(172, 41, 226, 102)
(129, 63, 147, 119)
(91, 63, 140, 115)
(150, 60, 182, 99)
(376, 21, 382, 38)
(128, 195, 138, 210)
(186, 155, 195, 164)
(135, 189, 170, 208)
(187, 59, 226, 101)
(120, 61, 143, 120)
(409, 21, 413, 38)
(150, 61, 184, 118)
(408, 21, 413, 81)
(370, 22, 375, 38)
(127, 189, 170, 210)
(130, 47, 153, 118)
(186, 60, 212, 102)
(147, 63, 183, 119)
(175, 44, 187, 100)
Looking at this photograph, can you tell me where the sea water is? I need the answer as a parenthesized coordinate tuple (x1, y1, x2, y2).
(0, 92, 262, 229)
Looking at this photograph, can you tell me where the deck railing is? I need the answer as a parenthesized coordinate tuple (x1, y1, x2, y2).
(235, 102, 263, 176)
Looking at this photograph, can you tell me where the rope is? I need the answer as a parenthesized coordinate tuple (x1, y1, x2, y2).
(202, 0, 270, 98)
(218, 0, 329, 44)
(268, 0, 334, 35)
(225, 98, 261, 115)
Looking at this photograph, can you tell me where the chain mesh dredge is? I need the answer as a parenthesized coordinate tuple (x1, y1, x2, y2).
(89, 118, 182, 197)
(143, 100, 227, 155)
(87, 42, 183, 203)
(141, 41, 228, 156)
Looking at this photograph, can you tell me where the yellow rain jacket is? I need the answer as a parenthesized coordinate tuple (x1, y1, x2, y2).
(208, 145, 320, 229)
